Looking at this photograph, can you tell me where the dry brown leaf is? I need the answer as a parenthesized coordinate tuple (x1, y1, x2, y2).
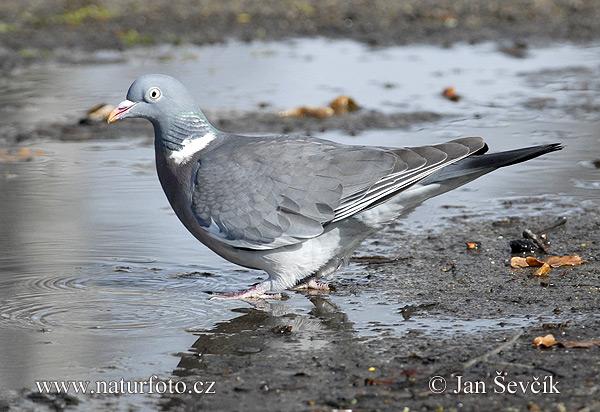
(510, 256, 544, 268)
(0, 147, 45, 163)
(279, 95, 359, 119)
(278, 106, 334, 119)
(329, 95, 359, 114)
(466, 241, 480, 250)
(543, 255, 586, 267)
(533, 334, 557, 347)
(559, 339, 600, 349)
(442, 87, 461, 102)
(364, 378, 395, 386)
(532, 263, 552, 276)
(511, 255, 586, 269)
(87, 104, 115, 122)
(236, 13, 252, 23)
(510, 257, 529, 268)
(527, 256, 545, 266)
(510, 256, 543, 268)
(17, 147, 32, 156)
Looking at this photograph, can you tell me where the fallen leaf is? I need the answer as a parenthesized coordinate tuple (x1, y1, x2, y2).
(510, 255, 586, 269)
(279, 96, 360, 118)
(526, 256, 545, 266)
(365, 378, 395, 386)
(543, 255, 586, 267)
(466, 241, 480, 250)
(559, 339, 600, 349)
(442, 87, 461, 102)
(510, 256, 543, 268)
(278, 106, 334, 119)
(533, 334, 557, 347)
(329, 95, 359, 114)
(510, 257, 528, 268)
(87, 104, 115, 122)
(236, 13, 252, 23)
(532, 263, 552, 276)
(0, 147, 45, 163)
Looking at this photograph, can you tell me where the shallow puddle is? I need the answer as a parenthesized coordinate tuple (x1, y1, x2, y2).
(0, 39, 599, 391)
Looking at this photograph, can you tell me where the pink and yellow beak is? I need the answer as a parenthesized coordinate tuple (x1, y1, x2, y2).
(107, 100, 138, 123)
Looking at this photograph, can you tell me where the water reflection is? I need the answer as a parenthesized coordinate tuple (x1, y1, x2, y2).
(164, 295, 355, 410)
(161, 292, 566, 410)
(181, 295, 352, 364)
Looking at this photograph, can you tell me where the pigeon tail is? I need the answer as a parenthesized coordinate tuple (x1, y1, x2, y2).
(421, 143, 562, 188)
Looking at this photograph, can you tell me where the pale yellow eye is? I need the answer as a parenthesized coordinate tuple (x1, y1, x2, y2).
(148, 87, 162, 100)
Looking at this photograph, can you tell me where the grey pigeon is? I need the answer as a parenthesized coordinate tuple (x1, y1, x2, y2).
(109, 74, 561, 300)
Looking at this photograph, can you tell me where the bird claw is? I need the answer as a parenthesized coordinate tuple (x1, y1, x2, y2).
(293, 278, 330, 291)
(209, 292, 284, 301)
(209, 283, 288, 301)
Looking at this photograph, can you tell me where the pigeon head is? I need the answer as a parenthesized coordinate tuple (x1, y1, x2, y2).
(108, 74, 198, 126)
(109, 74, 218, 156)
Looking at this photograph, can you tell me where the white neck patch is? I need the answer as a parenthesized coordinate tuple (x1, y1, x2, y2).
(169, 132, 216, 165)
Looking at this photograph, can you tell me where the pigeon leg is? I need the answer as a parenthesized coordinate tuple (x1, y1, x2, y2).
(293, 277, 330, 291)
(209, 282, 283, 301)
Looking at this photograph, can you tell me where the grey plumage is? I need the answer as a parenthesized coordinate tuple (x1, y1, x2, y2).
(191, 136, 486, 250)
(109, 74, 562, 299)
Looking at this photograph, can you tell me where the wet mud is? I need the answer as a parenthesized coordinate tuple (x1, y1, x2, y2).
(9, 208, 598, 412)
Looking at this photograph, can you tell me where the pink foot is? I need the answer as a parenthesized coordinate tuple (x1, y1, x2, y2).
(209, 283, 283, 301)
(293, 278, 330, 291)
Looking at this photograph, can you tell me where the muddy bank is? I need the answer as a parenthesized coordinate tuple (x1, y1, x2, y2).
(1, 0, 599, 71)
(158, 205, 599, 412)
(4, 205, 598, 412)
(8, 109, 446, 147)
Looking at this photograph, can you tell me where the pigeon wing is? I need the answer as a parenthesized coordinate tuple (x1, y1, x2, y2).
(191, 136, 485, 250)
(191, 136, 392, 249)
(333, 137, 486, 221)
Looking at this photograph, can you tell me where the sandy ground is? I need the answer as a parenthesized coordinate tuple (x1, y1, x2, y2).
(1, 1, 599, 411)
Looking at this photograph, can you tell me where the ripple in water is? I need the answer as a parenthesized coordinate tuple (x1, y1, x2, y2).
(0, 258, 240, 332)
(572, 179, 600, 190)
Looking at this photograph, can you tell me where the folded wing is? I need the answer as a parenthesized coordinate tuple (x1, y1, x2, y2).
(191, 136, 485, 250)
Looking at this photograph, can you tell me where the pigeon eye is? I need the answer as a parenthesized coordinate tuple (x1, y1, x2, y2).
(148, 87, 162, 100)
